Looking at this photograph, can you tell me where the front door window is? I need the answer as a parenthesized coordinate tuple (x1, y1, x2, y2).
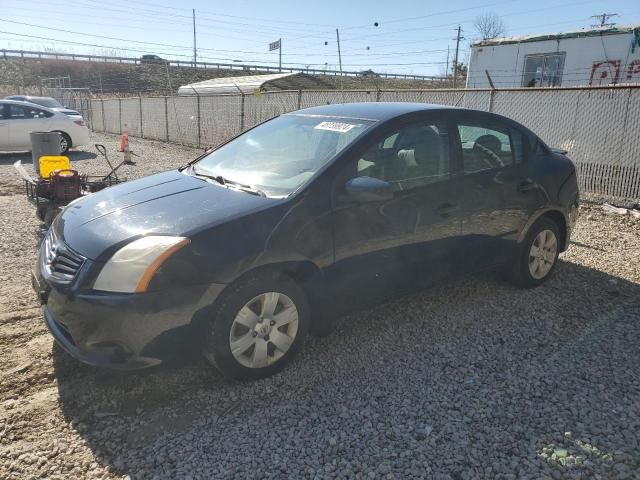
(357, 121, 451, 192)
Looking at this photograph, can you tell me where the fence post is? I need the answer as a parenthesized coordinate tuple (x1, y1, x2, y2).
(376, 89, 381, 102)
(164, 96, 169, 141)
(101, 99, 106, 133)
(139, 95, 143, 138)
(118, 97, 122, 135)
(297, 90, 302, 110)
(488, 88, 495, 113)
(196, 94, 201, 148)
(240, 93, 245, 132)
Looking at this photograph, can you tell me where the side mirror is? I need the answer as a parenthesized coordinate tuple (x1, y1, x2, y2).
(345, 176, 393, 203)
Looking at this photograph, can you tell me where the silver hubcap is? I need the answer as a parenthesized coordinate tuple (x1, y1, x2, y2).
(528, 229, 558, 279)
(229, 292, 299, 369)
(59, 137, 68, 152)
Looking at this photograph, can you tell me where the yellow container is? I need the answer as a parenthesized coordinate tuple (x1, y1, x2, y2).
(39, 156, 71, 179)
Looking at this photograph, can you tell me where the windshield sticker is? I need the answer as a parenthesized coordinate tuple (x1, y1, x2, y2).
(315, 121, 357, 133)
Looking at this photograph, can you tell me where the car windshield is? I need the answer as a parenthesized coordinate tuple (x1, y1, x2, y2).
(30, 97, 63, 108)
(194, 114, 374, 197)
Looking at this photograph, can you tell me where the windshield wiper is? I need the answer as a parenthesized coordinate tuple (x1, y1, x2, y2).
(190, 166, 266, 197)
(225, 180, 267, 197)
(190, 165, 227, 186)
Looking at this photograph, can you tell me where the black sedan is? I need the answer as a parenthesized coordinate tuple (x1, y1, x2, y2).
(33, 103, 579, 380)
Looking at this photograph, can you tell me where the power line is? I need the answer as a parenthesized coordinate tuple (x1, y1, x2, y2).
(342, 0, 514, 30)
(340, 0, 598, 42)
(0, 33, 447, 68)
(97, 0, 336, 28)
(0, 18, 450, 59)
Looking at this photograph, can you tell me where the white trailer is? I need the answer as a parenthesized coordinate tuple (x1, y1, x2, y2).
(467, 25, 640, 88)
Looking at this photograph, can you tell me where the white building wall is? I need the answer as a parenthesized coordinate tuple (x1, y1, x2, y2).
(467, 31, 640, 88)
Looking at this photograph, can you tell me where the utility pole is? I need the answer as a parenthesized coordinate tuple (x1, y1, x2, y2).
(336, 29, 343, 75)
(590, 13, 618, 28)
(279, 38, 282, 72)
(192, 9, 197, 69)
(452, 25, 464, 88)
(446, 45, 450, 83)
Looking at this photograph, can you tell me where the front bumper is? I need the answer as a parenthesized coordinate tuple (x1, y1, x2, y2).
(70, 126, 91, 148)
(34, 262, 225, 369)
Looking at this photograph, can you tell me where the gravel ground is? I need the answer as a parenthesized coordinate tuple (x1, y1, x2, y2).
(0, 133, 639, 480)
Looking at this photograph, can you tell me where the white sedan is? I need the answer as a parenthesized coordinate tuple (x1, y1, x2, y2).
(0, 100, 90, 154)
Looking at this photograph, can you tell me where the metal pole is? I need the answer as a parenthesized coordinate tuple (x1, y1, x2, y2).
(101, 99, 106, 133)
(164, 96, 169, 141)
(240, 93, 246, 132)
(193, 9, 197, 69)
(118, 98, 122, 135)
(196, 94, 201, 148)
(446, 45, 450, 84)
(297, 89, 302, 110)
(279, 38, 282, 73)
(336, 29, 343, 75)
(139, 95, 143, 138)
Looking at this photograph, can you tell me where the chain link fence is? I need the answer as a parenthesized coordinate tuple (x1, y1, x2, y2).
(81, 87, 640, 203)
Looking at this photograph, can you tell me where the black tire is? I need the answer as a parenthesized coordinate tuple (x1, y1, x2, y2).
(202, 270, 310, 381)
(43, 207, 62, 227)
(58, 132, 71, 154)
(36, 205, 48, 222)
(510, 217, 561, 288)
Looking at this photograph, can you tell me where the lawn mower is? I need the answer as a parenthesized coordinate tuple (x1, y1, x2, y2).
(14, 144, 135, 226)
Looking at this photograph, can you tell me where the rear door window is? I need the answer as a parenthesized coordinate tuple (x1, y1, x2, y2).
(7, 104, 53, 119)
(457, 123, 522, 174)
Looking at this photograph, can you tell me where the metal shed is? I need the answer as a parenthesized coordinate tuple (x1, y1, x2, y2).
(177, 72, 333, 96)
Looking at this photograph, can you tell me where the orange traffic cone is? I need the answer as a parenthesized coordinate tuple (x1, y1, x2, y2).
(119, 123, 129, 153)
(119, 122, 132, 162)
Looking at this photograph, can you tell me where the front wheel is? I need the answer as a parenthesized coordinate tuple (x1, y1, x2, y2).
(202, 271, 309, 380)
(509, 217, 561, 288)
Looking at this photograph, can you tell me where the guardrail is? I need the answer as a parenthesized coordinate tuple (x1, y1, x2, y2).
(0, 49, 444, 82)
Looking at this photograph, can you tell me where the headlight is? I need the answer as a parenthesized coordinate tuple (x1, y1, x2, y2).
(93, 236, 190, 293)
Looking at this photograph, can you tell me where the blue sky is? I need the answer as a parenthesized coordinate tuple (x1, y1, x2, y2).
(1, 0, 639, 76)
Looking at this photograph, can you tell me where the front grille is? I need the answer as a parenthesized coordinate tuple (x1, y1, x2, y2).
(42, 228, 85, 283)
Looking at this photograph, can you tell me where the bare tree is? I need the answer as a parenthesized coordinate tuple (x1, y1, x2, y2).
(473, 12, 507, 40)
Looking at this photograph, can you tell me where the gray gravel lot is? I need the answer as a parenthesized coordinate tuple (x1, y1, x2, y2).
(0, 133, 639, 480)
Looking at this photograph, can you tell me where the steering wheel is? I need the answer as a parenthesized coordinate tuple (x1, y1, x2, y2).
(475, 143, 504, 168)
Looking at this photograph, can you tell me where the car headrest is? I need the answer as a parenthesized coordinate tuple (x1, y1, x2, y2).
(474, 134, 502, 153)
(413, 130, 441, 167)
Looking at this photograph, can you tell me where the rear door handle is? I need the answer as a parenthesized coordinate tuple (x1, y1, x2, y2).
(435, 202, 457, 218)
(518, 179, 537, 192)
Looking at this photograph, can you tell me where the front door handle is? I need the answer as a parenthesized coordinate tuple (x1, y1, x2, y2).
(518, 179, 538, 193)
(435, 202, 457, 218)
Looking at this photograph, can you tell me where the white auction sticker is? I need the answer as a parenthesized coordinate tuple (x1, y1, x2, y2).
(314, 121, 357, 133)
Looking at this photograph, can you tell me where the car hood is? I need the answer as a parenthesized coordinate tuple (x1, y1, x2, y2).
(58, 169, 276, 260)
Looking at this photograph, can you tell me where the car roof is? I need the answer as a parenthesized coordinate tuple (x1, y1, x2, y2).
(289, 102, 463, 122)
(0, 99, 59, 112)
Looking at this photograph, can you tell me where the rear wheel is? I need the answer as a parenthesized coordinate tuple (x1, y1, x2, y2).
(202, 271, 309, 380)
(510, 217, 561, 288)
(58, 132, 71, 154)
